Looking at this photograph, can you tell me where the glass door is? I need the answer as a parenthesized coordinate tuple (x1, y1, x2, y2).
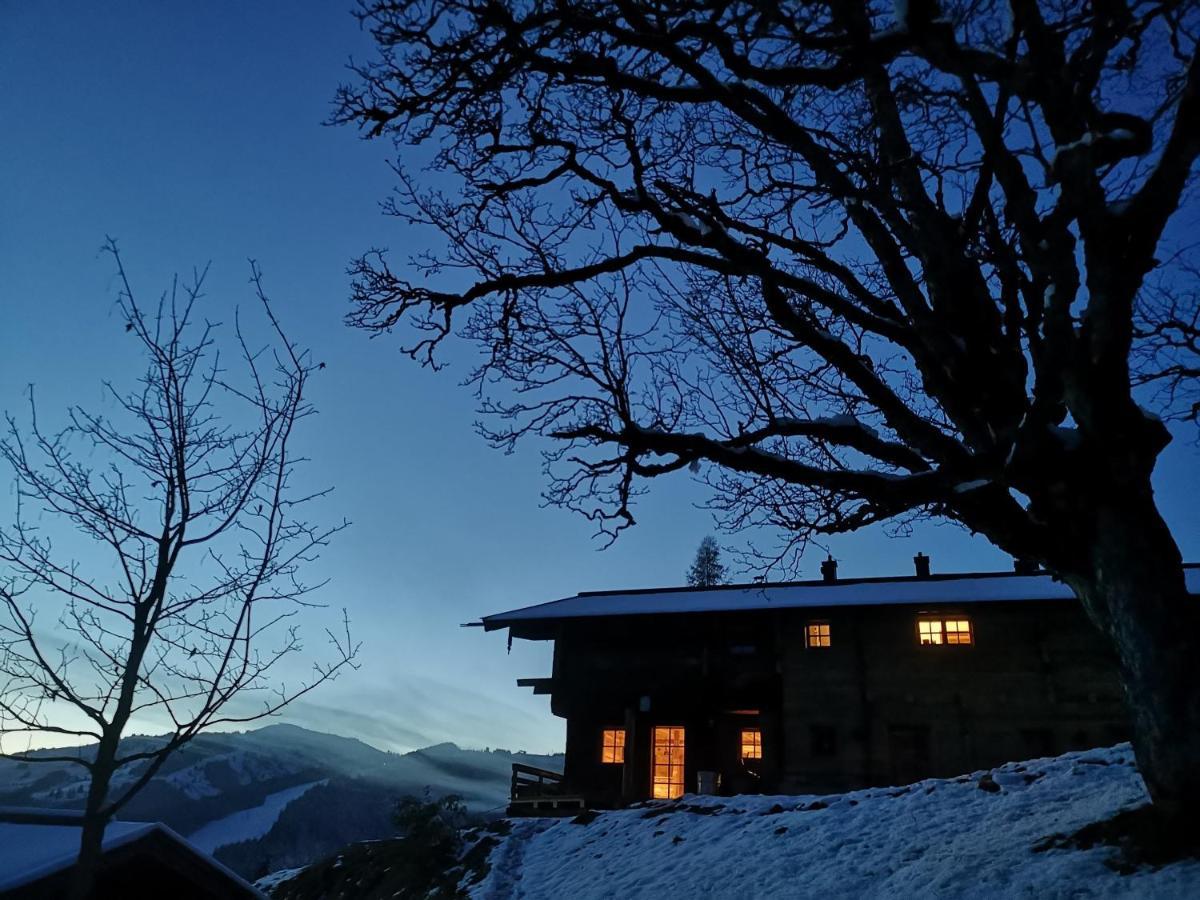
(651, 726, 686, 799)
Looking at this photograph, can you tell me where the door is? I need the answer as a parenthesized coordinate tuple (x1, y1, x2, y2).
(651, 726, 686, 799)
(888, 724, 931, 785)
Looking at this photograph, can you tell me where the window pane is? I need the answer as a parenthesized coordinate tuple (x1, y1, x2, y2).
(741, 728, 763, 759)
(918, 618, 970, 646)
(601, 728, 626, 763)
(652, 726, 686, 799)
(807, 621, 832, 648)
(947, 627, 972, 645)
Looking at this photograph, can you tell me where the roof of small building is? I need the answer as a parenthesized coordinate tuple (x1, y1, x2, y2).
(478, 565, 1200, 631)
(0, 807, 264, 896)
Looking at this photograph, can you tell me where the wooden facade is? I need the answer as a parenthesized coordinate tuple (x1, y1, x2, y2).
(475, 567, 1189, 810)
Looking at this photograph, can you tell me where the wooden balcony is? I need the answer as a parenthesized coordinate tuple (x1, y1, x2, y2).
(508, 763, 584, 816)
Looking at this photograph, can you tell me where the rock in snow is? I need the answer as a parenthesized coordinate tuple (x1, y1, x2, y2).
(467, 744, 1200, 899)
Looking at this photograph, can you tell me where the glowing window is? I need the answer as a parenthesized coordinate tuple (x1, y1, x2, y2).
(806, 621, 832, 648)
(740, 728, 762, 760)
(651, 726, 686, 799)
(601, 729, 626, 764)
(918, 617, 973, 646)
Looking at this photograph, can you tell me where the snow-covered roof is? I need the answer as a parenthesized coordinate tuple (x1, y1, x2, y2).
(480, 566, 1200, 630)
(0, 809, 264, 896)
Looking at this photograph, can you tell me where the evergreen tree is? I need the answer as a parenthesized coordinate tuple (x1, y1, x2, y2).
(687, 536, 727, 587)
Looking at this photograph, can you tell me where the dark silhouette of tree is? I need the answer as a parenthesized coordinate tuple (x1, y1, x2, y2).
(332, 1, 1200, 825)
(687, 536, 727, 587)
(0, 240, 359, 898)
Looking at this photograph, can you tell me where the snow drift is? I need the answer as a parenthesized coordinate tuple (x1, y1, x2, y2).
(464, 744, 1200, 899)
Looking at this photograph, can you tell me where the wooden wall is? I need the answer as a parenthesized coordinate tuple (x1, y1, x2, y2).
(543, 599, 1129, 804)
(777, 600, 1128, 793)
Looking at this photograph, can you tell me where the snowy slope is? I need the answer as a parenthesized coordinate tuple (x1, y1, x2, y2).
(188, 780, 327, 853)
(467, 745, 1200, 899)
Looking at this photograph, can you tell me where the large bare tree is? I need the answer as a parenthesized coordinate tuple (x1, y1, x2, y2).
(333, 0, 1200, 826)
(0, 241, 358, 898)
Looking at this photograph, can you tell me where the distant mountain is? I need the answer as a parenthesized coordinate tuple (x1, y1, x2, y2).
(0, 725, 563, 880)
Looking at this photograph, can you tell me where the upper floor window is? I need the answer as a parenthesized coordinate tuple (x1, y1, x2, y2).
(601, 728, 626, 763)
(806, 620, 832, 648)
(740, 728, 762, 760)
(917, 617, 973, 646)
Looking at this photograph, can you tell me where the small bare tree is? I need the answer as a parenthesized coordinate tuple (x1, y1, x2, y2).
(0, 240, 358, 899)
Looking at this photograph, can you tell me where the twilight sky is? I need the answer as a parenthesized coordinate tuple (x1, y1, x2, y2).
(2, 2, 1198, 756)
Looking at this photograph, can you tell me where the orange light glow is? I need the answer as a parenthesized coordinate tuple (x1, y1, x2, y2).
(651, 726, 685, 799)
(806, 621, 832, 648)
(740, 728, 763, 760)
(601, 728, 626, 764)
(918, 617, 973, 646)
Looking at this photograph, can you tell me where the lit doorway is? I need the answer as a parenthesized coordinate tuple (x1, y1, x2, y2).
(652, 726, 686, 799)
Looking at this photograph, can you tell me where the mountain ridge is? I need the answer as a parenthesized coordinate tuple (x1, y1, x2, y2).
(0, 724, 563, 880)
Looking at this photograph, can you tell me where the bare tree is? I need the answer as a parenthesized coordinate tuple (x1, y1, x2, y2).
(0, 240, 358, 898)
(332, 0, 1200, 827)
(1135, 261, 1200, 432)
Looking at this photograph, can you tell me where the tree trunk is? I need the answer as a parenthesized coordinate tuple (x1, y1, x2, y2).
(66, 740, 117, 900)
(68, 812, 108, 900)
(1066, 493, 1200, 829)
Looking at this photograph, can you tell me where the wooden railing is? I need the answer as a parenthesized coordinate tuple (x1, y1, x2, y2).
(510, 762, 565, 800)
(508, 763, 584, 815)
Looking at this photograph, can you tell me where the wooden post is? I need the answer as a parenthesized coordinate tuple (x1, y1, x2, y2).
(621, 705, 637, 805)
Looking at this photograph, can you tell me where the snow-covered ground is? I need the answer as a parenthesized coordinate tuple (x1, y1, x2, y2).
(188, 780, 326, 853)
(256, 865, 309, 892)
(468, 745, 1200, 899)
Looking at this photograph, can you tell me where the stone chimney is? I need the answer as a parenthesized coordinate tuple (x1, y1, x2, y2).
(820, 555, 838, 583)
(913, 552, 931, 579)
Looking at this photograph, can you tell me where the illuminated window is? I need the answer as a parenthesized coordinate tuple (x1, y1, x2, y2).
(806, 621, 832, 648)
(651, 726, 686, 799)
(601, 729, 626, 764)
(918, 617, 973, 646)
(945, 619, 972, 644)
(740, 728, 762, 760)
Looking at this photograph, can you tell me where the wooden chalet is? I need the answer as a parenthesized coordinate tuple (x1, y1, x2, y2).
(476, 558, 1200, 814)
(0, 808, 264, 899)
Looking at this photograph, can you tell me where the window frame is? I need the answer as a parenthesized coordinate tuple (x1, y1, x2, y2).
(651, 725, 686, 800)
(740, 727, 763, 760)
(805, 619, 832, 649)
(600, 728, 626, 764)
(916, 615, 974, 647)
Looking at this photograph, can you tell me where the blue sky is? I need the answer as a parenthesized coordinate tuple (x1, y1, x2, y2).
(2, 2, 1198, 756)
